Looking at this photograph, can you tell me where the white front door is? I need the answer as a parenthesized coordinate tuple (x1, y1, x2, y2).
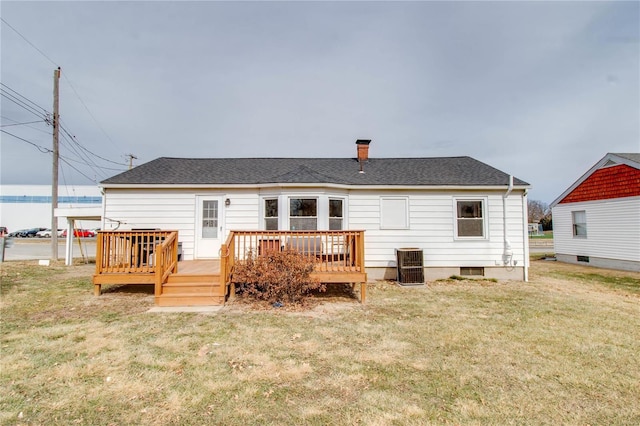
(195, 196, 223, 258)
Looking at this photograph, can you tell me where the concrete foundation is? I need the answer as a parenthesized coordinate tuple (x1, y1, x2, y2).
(556, 254, 640, 273)
(366, 266, 526, 282)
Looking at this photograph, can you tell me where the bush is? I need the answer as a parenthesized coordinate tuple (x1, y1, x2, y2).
(232, 249, 326, 304)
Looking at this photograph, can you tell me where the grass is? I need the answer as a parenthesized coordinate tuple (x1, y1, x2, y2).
(529, 231, 553, 239)
(1, 259, 640, 425)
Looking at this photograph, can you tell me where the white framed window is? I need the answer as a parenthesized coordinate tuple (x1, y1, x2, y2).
(455, 198, 486, 238)
(380, 197, 409, 229)
(289, 198, 317, 230)
(329, 198, 344, 230)
(572, 210, 587, 237)
(264, 198, 278, 230)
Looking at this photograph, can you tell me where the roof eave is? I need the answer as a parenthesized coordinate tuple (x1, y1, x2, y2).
(100, 182, 531, 191)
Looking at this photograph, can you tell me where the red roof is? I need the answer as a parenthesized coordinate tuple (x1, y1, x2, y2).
(559, 164, 640, 204)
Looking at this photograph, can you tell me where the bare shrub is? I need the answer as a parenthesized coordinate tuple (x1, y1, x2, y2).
(232, 249, 326, 304)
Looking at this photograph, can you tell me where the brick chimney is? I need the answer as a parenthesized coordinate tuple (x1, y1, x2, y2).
(356, 139, 371, 162)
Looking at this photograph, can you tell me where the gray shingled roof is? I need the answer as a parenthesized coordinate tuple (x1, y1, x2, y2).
(612, 153, 640, 165)
(101, 157, 529, 187)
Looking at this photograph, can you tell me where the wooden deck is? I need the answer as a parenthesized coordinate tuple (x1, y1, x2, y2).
(93, 230, 367, 307)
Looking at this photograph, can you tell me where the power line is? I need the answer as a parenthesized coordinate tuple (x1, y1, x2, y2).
(59, 130, 107, 179)
(59, 148, 125, 172)
(2, 129, 123, 179)
(1, 115, 51, 134)
(0, 120, 45, 128)
(0, 17, 59, 67)
(59, 122, 128, 166)
(59, 156, 98, 184)
(2, 18, 123, 157)
(1, 129, 51, 153)
(0, 90, 49, 120)
(0, 82, 50, 114)
(61, 74, 123, 153)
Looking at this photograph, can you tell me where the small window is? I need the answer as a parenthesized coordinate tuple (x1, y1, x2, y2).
(456, 200, 484, 237)
(460, 267, 484, 276)
(577, 255, 590, 263)
(202, 200, 218, 238)
(290, 198, 317, 230)
(572, 211, 587, 237)
(381, 197, 409, 229)
(329, 199, 343, 230)
(264, 199, 278, 230)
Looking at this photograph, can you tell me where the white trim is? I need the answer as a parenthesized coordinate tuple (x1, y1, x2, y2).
(453, 197, 488, 240)
(329, 196, 347, 230)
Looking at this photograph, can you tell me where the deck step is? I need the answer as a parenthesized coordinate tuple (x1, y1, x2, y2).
(166, 273, 220, 284)
(162, 281, 222, 295)
(158, 276, 226, 306)
(155, 294, 225, 306)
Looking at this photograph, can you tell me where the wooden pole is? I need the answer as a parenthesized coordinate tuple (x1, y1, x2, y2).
(51, 67, 61, 260)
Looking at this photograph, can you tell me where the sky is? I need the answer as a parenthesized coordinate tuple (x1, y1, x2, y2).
(1, 1, 638, 204)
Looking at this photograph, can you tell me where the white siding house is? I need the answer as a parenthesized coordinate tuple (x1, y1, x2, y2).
(550, 153, 640, 272)
(100, 141, 531, 281)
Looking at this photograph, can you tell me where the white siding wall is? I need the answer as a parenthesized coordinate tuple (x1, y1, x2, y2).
(553, 197, 640, 262)
(349, 190, 527, 269)
(103, 189, 261, 260)
(104, 187, 527, 268)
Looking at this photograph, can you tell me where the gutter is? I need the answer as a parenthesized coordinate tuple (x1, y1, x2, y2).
(100, 182, 532, 191)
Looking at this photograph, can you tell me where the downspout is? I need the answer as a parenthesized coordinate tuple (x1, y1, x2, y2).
(502, 175, 514, 267)
(522, 188, 529, 281)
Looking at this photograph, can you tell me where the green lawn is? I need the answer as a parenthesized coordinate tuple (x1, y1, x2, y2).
(529, 230, 553, 239)
(1, 259, 639, 425)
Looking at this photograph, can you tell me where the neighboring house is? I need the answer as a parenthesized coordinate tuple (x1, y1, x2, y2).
(99, 140, 531, 281)
(528, 223, 542, 236)
(550, 153, 640, 272)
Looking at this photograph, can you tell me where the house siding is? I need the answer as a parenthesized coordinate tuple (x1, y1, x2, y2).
(349, 190, 527, 277)
(552, 197, 640, 271)
(103, 187, 528, 280)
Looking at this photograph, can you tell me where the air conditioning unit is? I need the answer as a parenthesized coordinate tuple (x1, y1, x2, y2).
(396, 248, 424, 285)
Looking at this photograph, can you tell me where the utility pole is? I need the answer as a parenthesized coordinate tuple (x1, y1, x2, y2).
(127, 153, 137, 170)
(51, 67, 61, 260)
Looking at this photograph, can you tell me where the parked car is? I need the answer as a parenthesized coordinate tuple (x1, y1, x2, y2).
(9, 227, 46, 238)
(61, 229, 94, 238)
(8, 229, 27, 238)
(36, 229, 64, 238)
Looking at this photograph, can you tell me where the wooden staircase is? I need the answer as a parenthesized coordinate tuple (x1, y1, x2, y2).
(155, 273, 226, 306)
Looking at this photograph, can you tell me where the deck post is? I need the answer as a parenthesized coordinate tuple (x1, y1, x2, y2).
(154, 247, 164, 299)
(360, 282, 366, 304)
(94, 232, 103, 296)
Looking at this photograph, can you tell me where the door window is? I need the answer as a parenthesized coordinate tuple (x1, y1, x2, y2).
(202, 200, 218, 238)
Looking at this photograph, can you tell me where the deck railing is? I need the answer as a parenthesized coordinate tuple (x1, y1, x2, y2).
(154, 231, 179, 297)
(95, 230, 178, 276)
(219, 230, 365, 292)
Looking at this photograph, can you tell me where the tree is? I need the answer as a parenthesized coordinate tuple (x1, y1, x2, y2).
(528, 199, 549, 223)
(540, 212, 553, 231)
